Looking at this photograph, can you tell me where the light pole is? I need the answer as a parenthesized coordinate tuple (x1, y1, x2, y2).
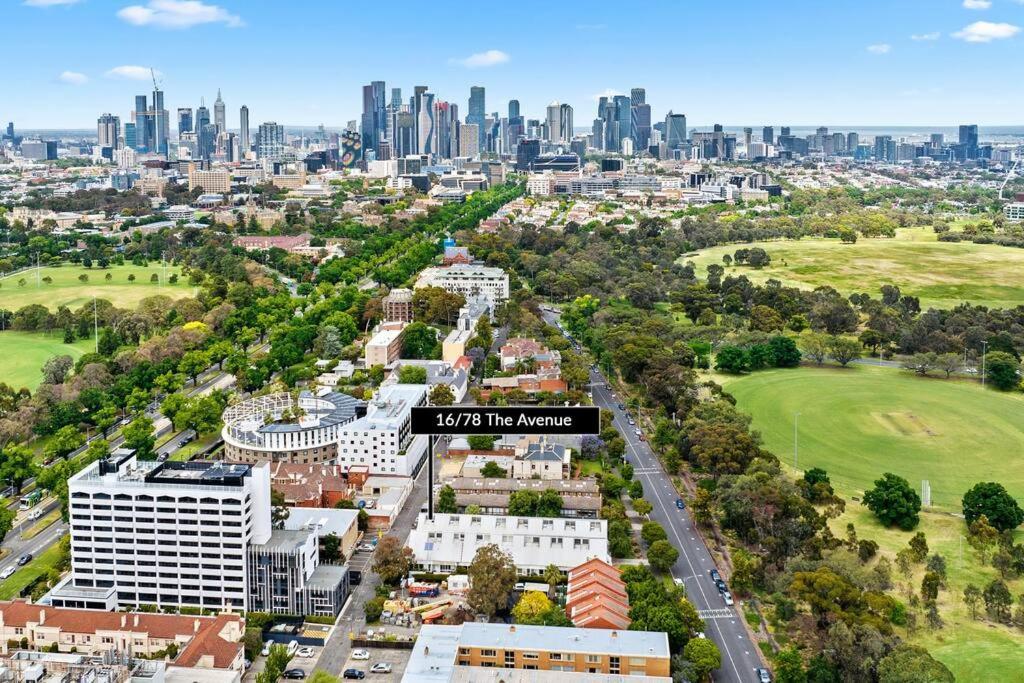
(793, 412, 801, 470)
(981, 340, 988, 387)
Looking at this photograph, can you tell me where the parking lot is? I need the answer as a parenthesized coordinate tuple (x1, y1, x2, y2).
(339, 646, 411, 680)
(243, 642, 324, 682)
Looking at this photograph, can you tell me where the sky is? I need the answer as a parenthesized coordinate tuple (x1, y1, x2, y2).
(5, 0, 1024, 130)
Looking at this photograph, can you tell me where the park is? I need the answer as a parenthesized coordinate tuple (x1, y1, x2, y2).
(0, 263, 193, 311)
(685, 227, 1024, 310)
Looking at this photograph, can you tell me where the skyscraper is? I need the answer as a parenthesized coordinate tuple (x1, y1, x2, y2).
(959, 124, 979, 159)
(613, 95, 631, 149)
(508, 99, 520, 121)
(630, 88, 646, 106)
(177, 108, 193, 135)
(433, 100, 454, 159)
(239, 105, 250, 157)
(762, 126, 774, 145)
(133, 95, 150, 151)
(545, 102, 561, 144)
(150, 84, 168, 156)
(665, 112, 687, 150)
(592, 119, 604, 151)
(361, 81, 386, 157)
(468, 86, 486, 149)
(214, 89, 226, 135)
(97, 114, 120, 149)
(390, 87, 403, 109)
(195, 102, 212, 159)
(459, 123, 480, 158)
(559, 104, 574, 145)
(417, 91, 435, 156)
(257, 121, 285, 161)
(394, 110, 416, 157)
(632, 103, 651, 150)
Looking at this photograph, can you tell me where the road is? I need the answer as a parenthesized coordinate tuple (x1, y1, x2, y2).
(543, 309, 765, 683)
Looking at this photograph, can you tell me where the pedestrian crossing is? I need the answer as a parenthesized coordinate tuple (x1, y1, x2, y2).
(697, 608, 736, 620)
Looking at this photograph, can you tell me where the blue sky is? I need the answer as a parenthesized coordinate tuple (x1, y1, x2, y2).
(6, 0, 1024, 129)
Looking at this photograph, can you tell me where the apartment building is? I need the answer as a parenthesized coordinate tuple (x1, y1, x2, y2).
(382, 288, 414, 322)
(365, 321, 408, 368)
(449, 477, 601, 518)
(403, 623, 670, 682)
(565, 558, 631, 630)
(415, 264, 509, 309)
(187, 164, 231, 193)
(336, 383, 428, 476)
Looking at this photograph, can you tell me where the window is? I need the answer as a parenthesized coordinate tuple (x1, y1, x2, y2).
(480, 649, 497, 658)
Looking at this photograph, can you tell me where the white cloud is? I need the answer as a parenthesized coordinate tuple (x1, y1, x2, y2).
(910, 32, 941, 41)
(867, 43, 892, 54)
(105, 65, 162, 80)
(963, 0, 991, 9)
(23, 0, 80, 6)
(116, 0, 243, 29)
(952, 20, 1020, 42)
(58, 71, 88, 85)
(448, 49, 509, 68)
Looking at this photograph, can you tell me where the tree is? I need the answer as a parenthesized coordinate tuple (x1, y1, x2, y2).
(984, 578, 1013, 623)
(962, 482, 1024, 532)
(714, 346, 750, 374)
(508, 489, 539, 516)
(321, 533, 343, 563)
(41, 355, 73, 385)
(921, 572, 941, 604)
(398, 365, 427, 384)
(543, 563, 564, 596)
(429, 384, 455, 406)
(512, 590, 553, 624)
(769, 336, 802, 367)
(0, 445, 36, 495)
(357, 508, 369, 532)
(467, 435, 495, 450)
(828, 336, 861, 366)
(43, 426, 84, 461)
(633, 499, 653, 516)
(436, 484, 457, 514)
(749, 305, 784, 333)
(467, 544, 517, 618)
(401, 322, 439, 359)
(963, 584, 983, 619)
(967, 514, 999, 563)
(372, 535, 414, 586)
(936, 353, 961, 379)
(682, 637, 721, 682)
(270, 490, 290, 529)
(877, 644, 954, 683)
(858, 540, 879, 563)
(480, 461, 507, 478)
(908, 532, 928, 563)
(121, 416, 155, 460)
(863, 472, 921, 530)
(536, 489, 563, 517)
(641, 521, 668, 546)
(647, 540, 680, 573)
(628, 479, 643, 500)
(902, 352, 938, 376)
(773, 647, 807, 683)
(801, 332, 830, 366)
(0, 506, 14, 542)
(984, 352, 1020, 391)
(178, 350, 210, 384)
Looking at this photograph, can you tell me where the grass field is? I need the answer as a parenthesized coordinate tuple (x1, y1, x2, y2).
(0, 331, 94, 390)
(0, 541, 64, 601)
(719, 364, 1024, 511)
(828, 506, 1024, 681)
(683, 227, 1024, 310)
(0, 264, 194, 311)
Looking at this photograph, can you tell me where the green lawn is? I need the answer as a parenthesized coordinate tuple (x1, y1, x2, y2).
(720, 364, 1024, 511)
(0, 331, 94, 391)
(683, 227, 1024, 309)
(0, 541, 64, 600)
(0, 264, 194, 311)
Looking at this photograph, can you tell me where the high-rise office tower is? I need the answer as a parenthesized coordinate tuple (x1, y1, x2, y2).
(416, 91, 435, 156)
(361, 80, 386, 157)
(665, 111, 687, 149)
(613, 95, 631, 149)
(592, 119, 604, 151)
(433, 100, 454, 158)
(4, 122, 12, 140)
(177, 108, 193, 135)
(257, 121, 285, 161)
(151, 85, 168, 156)
(743, 127, 753, 149)
(847, 132, 860, 151)
(874, 135, 892, 161)
(832, 132, 846, 154)
(559, 103, 573, 144)
(459, 123, 480, 158)
(133, 95, 150, 151)
(959, 124, 979, 159)
(930, 133, 944, 146)
(195, 102, 211, 159)
(412, 85, 428, 152)
(390, 87, 402, 109)
(97, 114, 120, 149)
(468, 86, 486, 149)
(545, 102, 561, 143)
(516, 138, 541, 171)
(508, 99, 520, 121)
(780, 126, 791, 137)
(124, 123, 137, 150)
(214, 89, 226, 135)
(394, 110, 416, 157)
(762, 126, 774, 145)
(632, 103, 651, 150)
(239, 105, 250, 157)
(630, 88, 646, 106)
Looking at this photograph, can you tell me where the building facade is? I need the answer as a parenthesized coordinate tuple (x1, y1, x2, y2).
(336, 384, 428, 476)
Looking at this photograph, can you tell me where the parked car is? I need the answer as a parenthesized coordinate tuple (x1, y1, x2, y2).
(722, 591, 734, 606)
(17, 554, 32, 566)
(296, 647, 315, 658)
(0, 567, 15, 579)
(342, 671, 365, 680)
(156, 453, 169, 462)
(617, 403, 625, 410)
(675, 498, 685, 510)
(514, 582, 526, 591)
(715, 579, 727, 593)
(261, 640, 273, 657)
(756, 668, 772, 683)
(282, 669, 307, 680)
(28, 508, 43, 521)
(357, 544, 375, 552)
(673, 577, 684, 588)
(351, 649, 370, 661)
(369, 663, 392, 674)
(634, 428, 642, 437)
(349, 570, 362, 585)
(627, 417, 635, 425)
(286, 640, 299, 656)
(709, 569, 722, 583)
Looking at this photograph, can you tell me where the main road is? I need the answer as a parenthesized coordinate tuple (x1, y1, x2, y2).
(543, 310, 765, 683)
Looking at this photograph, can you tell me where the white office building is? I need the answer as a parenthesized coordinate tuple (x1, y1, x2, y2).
(415, 264, 509, 309)
(56, 451, 272, 611)
(406, 513, 609, 575)
(336, 384, 428, 476)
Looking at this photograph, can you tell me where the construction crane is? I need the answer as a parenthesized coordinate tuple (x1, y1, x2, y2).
(151, 67, 162, 92)
(998, 157, 1020, 201)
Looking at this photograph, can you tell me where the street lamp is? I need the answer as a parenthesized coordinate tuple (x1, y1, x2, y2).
(793, 412, 801, 470)
(981, 340, 988, 387)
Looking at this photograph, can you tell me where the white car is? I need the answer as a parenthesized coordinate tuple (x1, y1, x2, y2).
(673, 577, 684, 588)
(634, 428, 642, 437)
(351, 649, 370, 661)
(296, 647, 315, 658)
(261, 640, 273, 657)
(370, 663, 392, 674)
(722, 591, 734, 606)
(0, 566, 15, 579)
(358, 544, 375, 552)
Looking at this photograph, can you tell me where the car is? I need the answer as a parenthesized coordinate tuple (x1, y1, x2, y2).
(244, 659, 252, 670)
(342, 671, 365, 680)
(695, 631, 706, 639)
(157, 453, 169, 462)
(17, 554, 32, 566)
(617, 402, 625, 410)
(286, 640, 299, 656)
(634, 428, 642, 437)
(349, 570, 362, 585)
(0, 567, 15, 579)
(514, 582, 526, 591)
(675, 498, 685, 510)
(756, 668, 772, 683)
(709, 569, 722, 583)
(715, 579, 727, 593)
(673, 577, 684, 588)
(351, 649, 370, 661)
(627, 417, 635, 425)
(369, 663, 392, 674)
(723, 591, 734, 606)
(28, 508, 42, 521)
(357, 544, 375, 552)
(177, 438, 191, 448)
(282, 669, 307, 680)
(261, 640, 273, 657)
(296, 647, 315, 658)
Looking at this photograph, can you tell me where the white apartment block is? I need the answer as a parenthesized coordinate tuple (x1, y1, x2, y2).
(415, 264, 510, 309)
(1004, 202, 1024, 222)
(336, 384, 428, 476)
(55, 451, 271, 612)
(407, 513, 609, 575)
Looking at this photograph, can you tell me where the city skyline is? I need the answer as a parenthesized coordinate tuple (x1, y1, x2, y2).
(7, 0, 1024, 128)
